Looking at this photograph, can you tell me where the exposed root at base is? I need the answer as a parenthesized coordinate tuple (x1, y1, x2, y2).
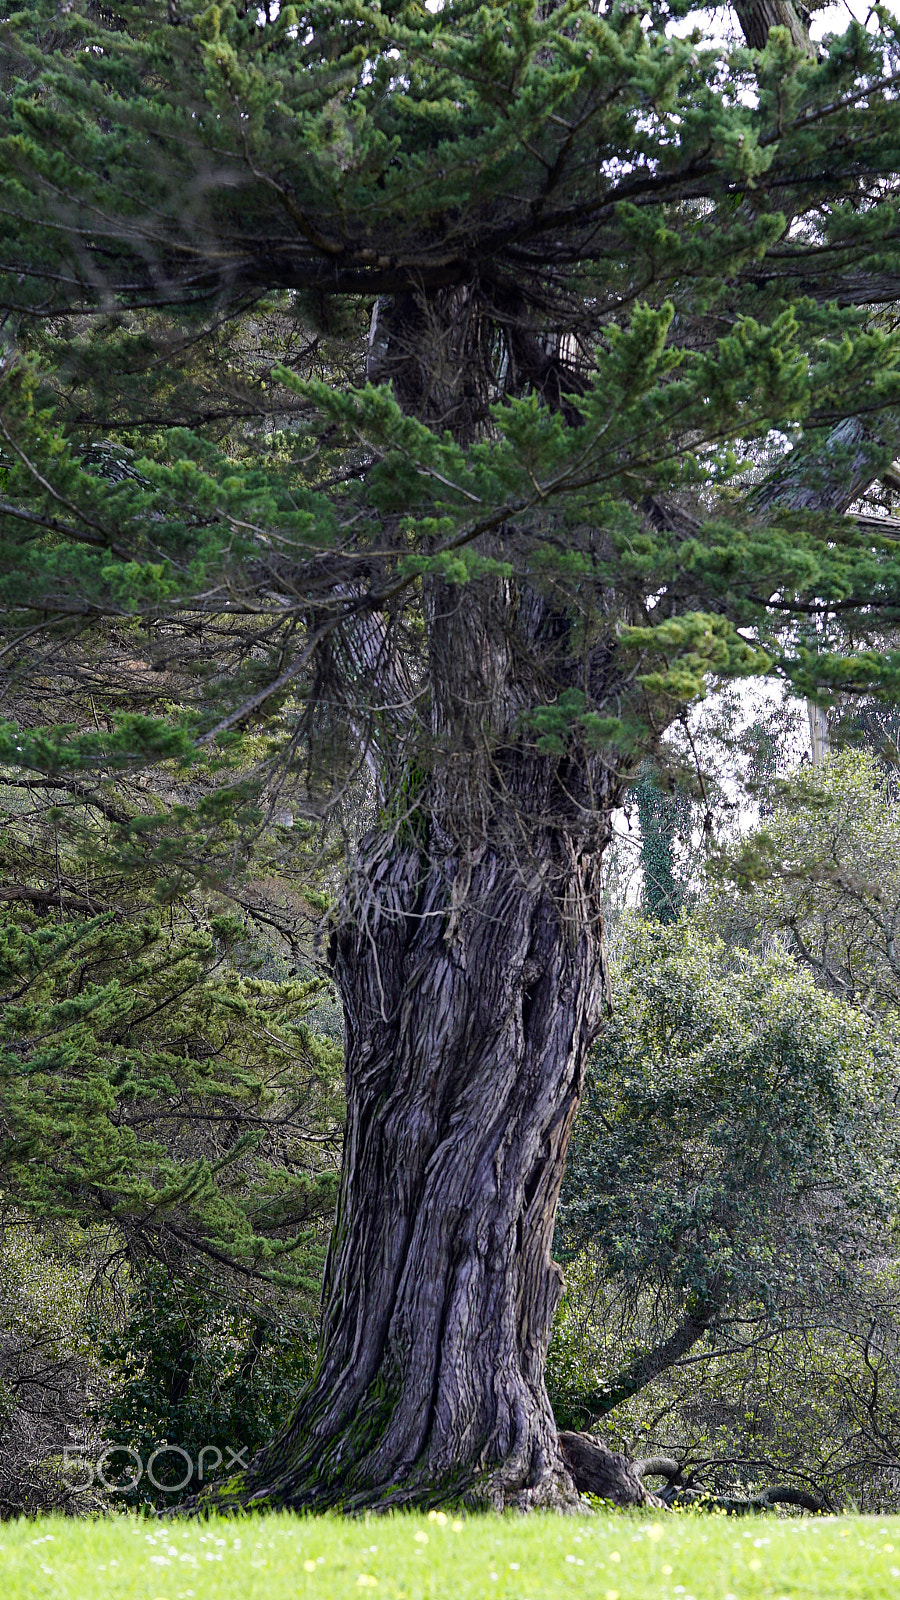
(559, 1430, 667, 1510)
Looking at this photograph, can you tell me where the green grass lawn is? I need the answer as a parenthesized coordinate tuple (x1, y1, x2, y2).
(3, 1509, 900, 1599)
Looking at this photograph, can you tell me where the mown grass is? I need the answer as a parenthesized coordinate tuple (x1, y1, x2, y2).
(4, 1508, 900, 1599)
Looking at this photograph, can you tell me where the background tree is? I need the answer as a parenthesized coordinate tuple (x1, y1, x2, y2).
(5, 0, 900, 1510)
(720, 747, 900, 1013)
(634, 765, 694, 923)
(550, 914, 900, 1507)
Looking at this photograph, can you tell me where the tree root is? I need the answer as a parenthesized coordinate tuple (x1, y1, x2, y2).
(634, 1456, 826, 1514)
(559, 1431, 668, 1509)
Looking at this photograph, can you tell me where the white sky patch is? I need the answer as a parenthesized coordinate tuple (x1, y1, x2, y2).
(672, 3, 894, 40)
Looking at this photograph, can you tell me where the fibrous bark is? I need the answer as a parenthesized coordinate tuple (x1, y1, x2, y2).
(238, 787, 616, 1510)
(734, 0, 814, 55)
(560, 1432, 665, 1509)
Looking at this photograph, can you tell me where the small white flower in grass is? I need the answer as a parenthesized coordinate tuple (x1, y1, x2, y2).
(662, 1564, 673, 1575)
(489, 1573, 498, 1581)
(606, 1590, 619, 1600)
(356, 1577, 378, 1589)
(303, 1559, 317, 1572)
(748, 1558, 762, 1571)
(609, 1551, 621, 1562)
(414, 1531, 429, 1544)
(645, 1524, 664, 1541)
(509, 1563, 520, 1571)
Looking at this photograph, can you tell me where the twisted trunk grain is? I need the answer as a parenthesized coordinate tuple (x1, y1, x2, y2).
(239, 806, 614, 1509)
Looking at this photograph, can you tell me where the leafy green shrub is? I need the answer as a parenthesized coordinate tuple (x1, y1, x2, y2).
(90, 1265, 317, 1509)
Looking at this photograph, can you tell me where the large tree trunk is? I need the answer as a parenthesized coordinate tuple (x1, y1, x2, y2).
(239, 794, 615, 1509)
(218, 291, 637, 1513)
(734, 0, 814, 54)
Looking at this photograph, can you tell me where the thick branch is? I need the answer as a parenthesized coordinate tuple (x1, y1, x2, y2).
(0, 884, 100, 913)
(635, 1458, 825, 1514)
(580, 1289, 723, 1420)
(671, 1483, 825, 1514)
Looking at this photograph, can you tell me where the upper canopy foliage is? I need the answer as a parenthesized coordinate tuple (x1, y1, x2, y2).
(4, 1, 900, 836)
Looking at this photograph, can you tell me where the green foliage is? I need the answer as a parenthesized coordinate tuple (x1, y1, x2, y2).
(559, 916, 895, 1308)
(714, 748, 900, 1018)
(90, 1264, 315, 1510)
(3, 1, 900, 773)
(550, 1251, 900, 1511)
(551, 913, 899, 1476)
(0, 902, 343, 1288)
